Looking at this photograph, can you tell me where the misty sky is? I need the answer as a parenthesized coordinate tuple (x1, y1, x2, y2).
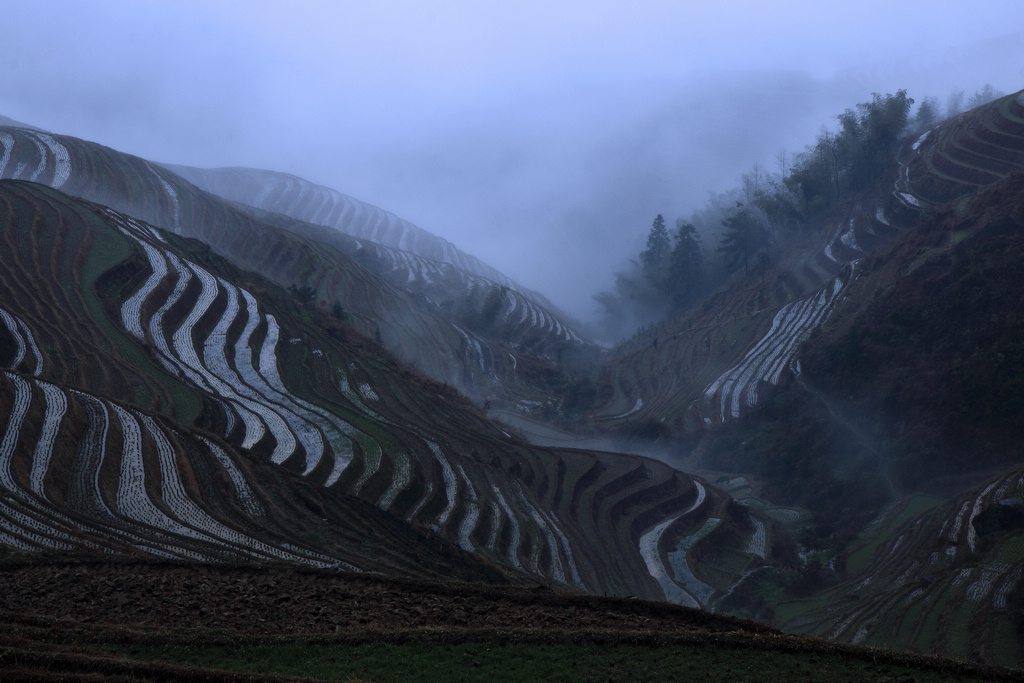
(2, 1, 1022, 321)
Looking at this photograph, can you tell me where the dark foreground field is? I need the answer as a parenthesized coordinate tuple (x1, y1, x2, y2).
(0, 557, 1019, 682)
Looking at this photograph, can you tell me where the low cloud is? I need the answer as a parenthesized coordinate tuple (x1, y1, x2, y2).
(2, 1, 1021, 321)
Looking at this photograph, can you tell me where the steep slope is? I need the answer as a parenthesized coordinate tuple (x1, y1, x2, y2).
(705, 97, 1024, 665)
(746, 171, 1024, 667)
(694, 184, 1024, 665)
(897, 91, 1024, 209)
(576, 89, 1024, 667)
(594, 91, 1024, 435)
(596, 91, 1024, 438)
(0, 178, 767, 605)
(592, 200, 892, 435)
(0, 126, 583, 401)
(802, 172, 1024, 485)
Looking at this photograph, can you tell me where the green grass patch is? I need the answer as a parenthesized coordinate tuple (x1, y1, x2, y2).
(944, 601, 978, 659)
(913, 578, 970, 657)
(845, 541, 888, 583)
(893, 494, 945, 525)
(892, 595, 929, 649)
(994, 534, 1024, 564)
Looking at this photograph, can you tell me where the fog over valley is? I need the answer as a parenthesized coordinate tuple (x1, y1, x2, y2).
(7, 3, 1024, 673)
(2, 0, 1022, 322)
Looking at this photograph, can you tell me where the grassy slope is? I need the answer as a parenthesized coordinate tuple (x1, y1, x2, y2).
(0, 558, 1015, 683)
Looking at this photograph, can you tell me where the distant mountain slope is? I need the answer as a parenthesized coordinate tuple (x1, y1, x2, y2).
(165, 166, 521, 293)
(166, 164, 586, 344)
(0, 124, 586, 399)
(234, 198, 586, 346)
(0, 115, 41, 131)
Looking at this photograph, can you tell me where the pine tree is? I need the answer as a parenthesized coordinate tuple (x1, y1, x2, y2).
(666, 221, 703, 310)
(640, 214, 670, 281)
(718, 205, 764, 276)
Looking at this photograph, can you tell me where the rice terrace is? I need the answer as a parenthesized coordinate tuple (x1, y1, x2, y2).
(2, 14, 1024, 678)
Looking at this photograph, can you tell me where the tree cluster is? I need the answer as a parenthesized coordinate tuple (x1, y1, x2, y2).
(594, 85, 1005, 342)
(594, 214, 706, 338)
(786, 90, 914, 219)
(640, 215, 706, 309)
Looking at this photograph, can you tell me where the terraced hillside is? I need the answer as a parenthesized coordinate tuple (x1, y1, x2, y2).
(235, 198, 587, 353)
(595, 90, 1024, 436)
(0, 178, 776, 606)
(0, 180, 509, 578)
(168, 164, 587, 349)
(0, 126, 584, 400)
(165, 165, 545, 301)
(897, 91, 1024, 209)
(592, 202, 893, 434)
(772, 462, 1024, 669)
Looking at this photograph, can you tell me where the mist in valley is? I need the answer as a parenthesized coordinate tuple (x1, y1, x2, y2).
(2, 0, 1022, 330)
(6, 5, 1024, 666)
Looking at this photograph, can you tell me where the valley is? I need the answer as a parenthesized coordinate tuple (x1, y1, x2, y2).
(1, 87, 1024, 678)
